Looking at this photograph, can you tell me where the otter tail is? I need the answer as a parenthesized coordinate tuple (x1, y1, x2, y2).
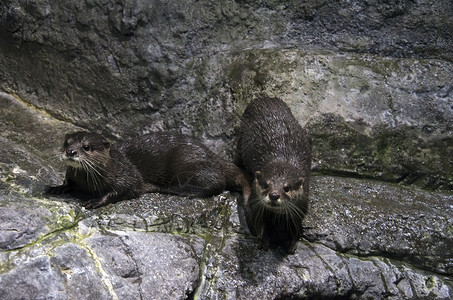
(223, 162, 251, 203)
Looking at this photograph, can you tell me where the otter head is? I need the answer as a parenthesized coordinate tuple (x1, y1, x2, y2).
(253, 163, 306, 214)
(62, 131, 111, 169)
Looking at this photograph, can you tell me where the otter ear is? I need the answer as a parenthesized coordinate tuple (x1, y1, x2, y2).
(296, 177, 305, 189)
(63, 134, 73, 149)
(255, 171, 262, 181)
(103, 141, 111, 150)
(64, 133, 74, 143)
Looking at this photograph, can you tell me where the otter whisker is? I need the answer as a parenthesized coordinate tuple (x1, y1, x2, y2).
(247, 197, 263, 216)
(285, 200, 306, 220)
(283, 201, 306, 234)
(86, 156, 109, 175)
(245, 197, 265, 232)
(80, 160, 96, 193)
(82, 159, 106, 194)
(252, 205, 266, 235)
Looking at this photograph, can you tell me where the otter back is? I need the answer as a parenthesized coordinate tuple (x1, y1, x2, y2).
(119, 132, 237, 197)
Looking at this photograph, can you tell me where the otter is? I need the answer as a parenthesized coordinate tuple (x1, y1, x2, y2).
(237, 97, 311, 253)
(47, 131, 250, 209)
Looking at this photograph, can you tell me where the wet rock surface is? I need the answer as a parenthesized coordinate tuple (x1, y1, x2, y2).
(1, 171, 452, 299)
(304, 177, 453, 276)
(0, 93, 452, 298)
(1, 0, 453, 299)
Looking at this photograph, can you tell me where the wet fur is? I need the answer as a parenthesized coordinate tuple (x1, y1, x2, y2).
(119, 133, 250, 199)
(48, 131, 250, 209)
(237, 97, 311, 253)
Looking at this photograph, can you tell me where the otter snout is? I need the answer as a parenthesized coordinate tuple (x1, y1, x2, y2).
(269, 192, 280, 202)
(63, 147, 82, 168)
(264, 191, 283, 209)
(66, 149, 78, 157)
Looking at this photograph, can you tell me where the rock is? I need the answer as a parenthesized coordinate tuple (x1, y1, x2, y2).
(0, 231, 202, 300)
(304, 176, 453, 275)
(0, 1, 452, 146)
(0, 255, 70, 300)
(0, 192, 203, 300)
(0, 190, 80, 251)
(226, 50, 453, 190)
(1, 173, 451, 299)
(198, 238, 452, 299)
(86, 232, 202, 300)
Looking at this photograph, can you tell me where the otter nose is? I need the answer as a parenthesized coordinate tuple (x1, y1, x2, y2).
(66, 149, 78, 157)
(269, 192, 280, 202)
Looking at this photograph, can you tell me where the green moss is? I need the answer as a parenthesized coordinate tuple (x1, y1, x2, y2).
(48, 206, 82, 230)
(425, 276, 436, 289)
(0, 222, 92, 275)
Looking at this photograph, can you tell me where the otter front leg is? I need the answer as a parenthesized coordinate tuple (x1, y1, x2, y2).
(284, 237, 298, 254)
(83, 192, 117, 209)
(258, 235, 270, 251)
(46, 178, 76, 195)
(254, 223, 270, 251)
(46, 184, 71, 195)
(249, 223, 270, 251)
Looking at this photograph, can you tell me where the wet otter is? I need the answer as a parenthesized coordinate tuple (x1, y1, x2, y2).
(237, 97, 311, 253)
(47, 131, 250, 209)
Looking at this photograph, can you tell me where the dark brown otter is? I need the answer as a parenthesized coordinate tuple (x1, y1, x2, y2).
(47, 131, 250, 209)
(237, 97, 311, 253)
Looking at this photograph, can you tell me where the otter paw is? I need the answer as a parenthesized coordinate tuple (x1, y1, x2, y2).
(84, 195, 111, 209)
(285, 241, 297, 255)
(46, 185, 68, 195)
(83, 200, 101, 209)
(258, 237, 270, 251)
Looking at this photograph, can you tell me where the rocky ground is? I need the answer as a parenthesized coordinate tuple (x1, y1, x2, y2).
(1, 0, 452, 299)
(1, 89, 452, 299)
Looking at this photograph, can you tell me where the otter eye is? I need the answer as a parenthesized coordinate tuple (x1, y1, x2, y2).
(283, 186, 290, 193)
(83, 145, 91, 151)
(262, 182, 269, 189)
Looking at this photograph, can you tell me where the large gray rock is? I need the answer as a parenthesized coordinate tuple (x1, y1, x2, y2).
(0, 221, 202, 300)
(0, 0, 452, 299)
(198, 238, 452, 299)
(86, 232, 202, 300)
(0, 176, 452, 299)
(304, 177, 453, 275)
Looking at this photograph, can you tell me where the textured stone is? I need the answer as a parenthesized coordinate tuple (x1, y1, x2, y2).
(196, 238, 452, 299)
(226, 50, 453, 190)
(87, 232, 203, 300)
(0, 190, 80, 251)
(303, 176, 453, 275)
(1, 174, 452, 299)
(1, 0, 452, 143)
